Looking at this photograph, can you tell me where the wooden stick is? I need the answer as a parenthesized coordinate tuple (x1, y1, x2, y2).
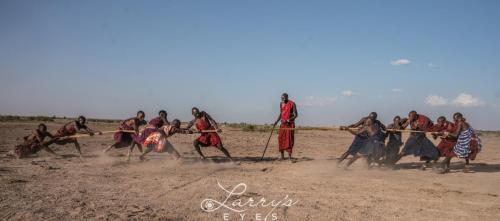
(342, 127, 435, 134)
(64, 130, 135, 139)
(260, 124, 276, 161)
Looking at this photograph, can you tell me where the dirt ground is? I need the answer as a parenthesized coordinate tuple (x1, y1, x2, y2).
(0, 120, 499, 221)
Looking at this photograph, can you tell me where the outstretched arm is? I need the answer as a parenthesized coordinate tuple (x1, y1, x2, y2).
(401, 118, 410, 129)
(80, 125, 102, 136)
(172, 127, 194, 135)
(185, 119, 194, 130)
(348, 117, 366, 128)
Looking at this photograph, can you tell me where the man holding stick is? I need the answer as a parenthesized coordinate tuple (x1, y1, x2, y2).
(394, 111, 439, 170)
(104, 111, 147, 160)
(338, 112, 385, 165)
(138, 119, 193, 160)
(10, 123, 58, 158)
(185, 107, 234, 161)
(274, 93, 298, 161)
(44, 116, 102, 158)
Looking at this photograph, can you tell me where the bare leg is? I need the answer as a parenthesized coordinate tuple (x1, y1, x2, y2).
(42, 145, 58, 157)
(217, 143, 234, 161)
(366, 156, 373, 169)
(280, 151, 285, 160)
(421, 160, 431, 170)
(139, 146, 153, 161)
(127, 143, 136, 162)
(193, 140, 206, 160)
(104, 143, 118, 153)
(439, 157, 451, 174)
(463, 159, 471, 173)
(287, 151, 292, 161)
(136, 143, 143, 153)
(337, 151, 350, 165)
(345, 154, 360, 168)
(164, 141, 181, 159)
(72, 140, 83, 159)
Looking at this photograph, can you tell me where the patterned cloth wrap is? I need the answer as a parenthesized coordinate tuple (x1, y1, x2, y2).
(142, 126, 173, 152)
(453, 127, 482, 160)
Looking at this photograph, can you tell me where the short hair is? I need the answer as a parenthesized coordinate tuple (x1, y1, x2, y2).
(282, 93, 289, 98)
(38, 123, 47, 131)
(394, 115, 401, 120)
(370, 112, 378, 118)
(171, 119, 181, 127)
(409, 110, 417, 115)
(437, 116, 446, 121)
(159, 110, 167, 115)
(453, 112, 463, 119)
(78, 115, 86, 122)
(137, 110, 145, 116)
(192, 107, 199, 112)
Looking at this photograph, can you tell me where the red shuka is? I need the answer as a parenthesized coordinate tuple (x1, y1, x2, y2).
(278, 100, 295, 153)
(195, 115, 221, 147)
(432, 121, 458, 157)
(411, 114, 434, 132)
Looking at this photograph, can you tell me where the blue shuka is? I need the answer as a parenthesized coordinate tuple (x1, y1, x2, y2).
(453, 127, 482, 159)
(402, 133, 439, 161)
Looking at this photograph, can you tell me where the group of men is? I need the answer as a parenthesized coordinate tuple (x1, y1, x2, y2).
(11, 108, 236, 162)
(337, 111, 482, 173)
(10, 93, 482, 174)
(11, 93, 299, 162)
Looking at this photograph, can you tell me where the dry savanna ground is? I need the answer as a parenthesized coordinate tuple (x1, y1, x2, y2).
(1, 120, 499, 221)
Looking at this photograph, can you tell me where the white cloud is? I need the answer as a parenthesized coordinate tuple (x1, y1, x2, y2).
(426, 95, 448, 106)
(390, 58, 411, 66)
(391, 88, 403, 93)
(341, 90, 355, 97)
(452, 93, 485, 107)
(301, 96, 337, 107)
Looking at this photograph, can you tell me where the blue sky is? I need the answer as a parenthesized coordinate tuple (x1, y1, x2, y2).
(1, 0, 499, 130)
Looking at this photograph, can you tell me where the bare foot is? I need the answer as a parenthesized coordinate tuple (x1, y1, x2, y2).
(463, 165, 471, 173)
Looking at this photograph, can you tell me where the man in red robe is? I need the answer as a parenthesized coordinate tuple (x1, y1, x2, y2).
(44, 116, 102, 158)
(104, 111, 147, 161)
(186, 107, 234, 162)
(11, 123, 57, 158)
(395, 111, 439, 170)
(274, 93, 298, 161)
(430, 116, 457, 159)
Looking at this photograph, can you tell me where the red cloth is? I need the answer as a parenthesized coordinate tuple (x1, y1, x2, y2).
(280, 100, 295, 121)
(148, 117, 164, 128)
(195, 116, 221, 147)
(433, 121, 458, 157)
(467, 133, 481, 160)
(113, 118, 135, 143)
(411, 114, 434, 132)
(55, 123, 77, 137)
(278, 122, 295, 153)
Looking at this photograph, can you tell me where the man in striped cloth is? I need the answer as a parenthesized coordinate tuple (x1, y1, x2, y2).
(438, 112, 482, 173)
(274, 93, 298, 161)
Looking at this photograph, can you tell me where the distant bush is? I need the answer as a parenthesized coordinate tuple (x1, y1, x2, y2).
(87, 118, 120, 124)
(0, 115, 54, 122)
